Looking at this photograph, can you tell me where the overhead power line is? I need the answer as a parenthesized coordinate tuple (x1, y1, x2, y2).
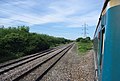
(0, 0, 41, 13)
(0, 7, 44, 25)
(0, 0, 33, 11)
(0, 0, 44, 22)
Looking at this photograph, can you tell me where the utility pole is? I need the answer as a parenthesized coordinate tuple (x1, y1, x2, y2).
(82, 23, 88, 38)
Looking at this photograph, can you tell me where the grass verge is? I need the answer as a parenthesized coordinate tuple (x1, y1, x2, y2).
(77, 41, 93, 54)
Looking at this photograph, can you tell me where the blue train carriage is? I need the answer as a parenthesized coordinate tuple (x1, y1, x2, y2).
(94, 0, 120, 81)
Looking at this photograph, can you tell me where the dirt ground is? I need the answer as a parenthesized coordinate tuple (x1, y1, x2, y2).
(41, 43, 95, 81)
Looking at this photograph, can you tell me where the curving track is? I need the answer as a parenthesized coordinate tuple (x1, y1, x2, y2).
(0, 43, 74, 81)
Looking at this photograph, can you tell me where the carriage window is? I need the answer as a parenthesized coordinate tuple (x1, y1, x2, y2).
(100, 28, 105, 70)
(102, 28, 105, 55)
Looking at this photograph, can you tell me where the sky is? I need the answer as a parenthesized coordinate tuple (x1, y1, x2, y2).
(0, 0, 104, 40)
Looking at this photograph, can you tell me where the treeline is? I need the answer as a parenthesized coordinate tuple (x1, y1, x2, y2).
(76, 37, 91, 42)
(0, 26, 71, 63)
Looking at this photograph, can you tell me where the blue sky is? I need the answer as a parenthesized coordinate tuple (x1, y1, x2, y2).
(0, 0, 104, 40)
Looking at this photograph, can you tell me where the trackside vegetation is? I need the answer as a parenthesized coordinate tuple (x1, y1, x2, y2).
(76, 37, 93, 53)
(0, 26, 71, 63)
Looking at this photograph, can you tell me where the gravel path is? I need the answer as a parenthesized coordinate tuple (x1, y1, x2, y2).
(41, 43, 95, 81)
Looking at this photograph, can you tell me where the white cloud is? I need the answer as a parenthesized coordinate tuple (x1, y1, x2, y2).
(0, 0, 103, 28)
(53, 10, 100, 28)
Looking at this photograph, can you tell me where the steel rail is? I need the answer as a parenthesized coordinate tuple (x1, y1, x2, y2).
(12, 44, 73, 81)
(0, 45, 65, 75)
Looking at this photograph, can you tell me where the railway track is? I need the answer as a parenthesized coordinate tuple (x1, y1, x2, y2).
(0, 43, 74, 81)
(0, 44, 64, 69)
(0, 45, 63, 75)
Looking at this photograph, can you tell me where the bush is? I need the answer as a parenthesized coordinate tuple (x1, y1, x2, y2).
(76, 37, 91, 43)
(0, 26, 71, 63)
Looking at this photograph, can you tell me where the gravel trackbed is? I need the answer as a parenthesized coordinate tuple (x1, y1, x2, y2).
(41, 43, 95, 81)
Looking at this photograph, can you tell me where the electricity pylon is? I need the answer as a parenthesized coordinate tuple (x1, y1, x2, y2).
(82, 23, 88, 38)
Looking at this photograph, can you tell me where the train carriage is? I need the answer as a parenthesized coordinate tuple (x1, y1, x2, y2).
(94, 0, 120, 81)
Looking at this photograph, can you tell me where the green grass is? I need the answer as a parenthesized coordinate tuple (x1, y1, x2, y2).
(77, 41, 93, 54)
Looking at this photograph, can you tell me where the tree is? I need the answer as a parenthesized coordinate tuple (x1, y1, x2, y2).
(0, 26, 71, 63)
(76, 37, 91, 43)
(76, 37, 83, 42)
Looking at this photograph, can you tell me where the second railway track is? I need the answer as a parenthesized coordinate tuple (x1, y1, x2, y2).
(0, 45, 63, 75)
(0, 43, 74, 81)
(0, 44, 65, 69)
